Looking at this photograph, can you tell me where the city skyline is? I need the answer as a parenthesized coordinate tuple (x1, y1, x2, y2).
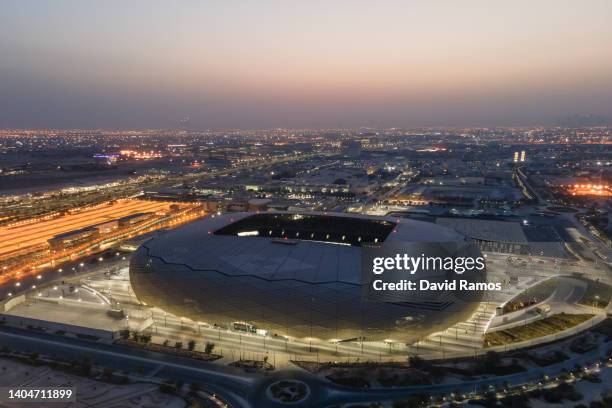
(1, 0, 612, 129)
(0, 3, 611, 406)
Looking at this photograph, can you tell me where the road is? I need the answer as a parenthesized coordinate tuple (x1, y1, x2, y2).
(0, 325, 253, 408)
(0, 325, 610, 408)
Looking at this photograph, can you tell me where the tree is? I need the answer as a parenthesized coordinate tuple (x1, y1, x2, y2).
(205, 342, 215, 354)
(103, 367, 114, 380)
(158, 381, 175, 394)
(408, 355, 427, 369)
(392, 393, 429, 408)
(504, 393, 530, 408)
(482, 350, 501, 372)
(80, 356, 92, 376)
(175, 341, 183, 349)
(187, 340, 196, 351)
(189, 382, 201, 394)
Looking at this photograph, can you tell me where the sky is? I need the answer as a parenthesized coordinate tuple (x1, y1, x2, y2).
(1, 0, 611, 129)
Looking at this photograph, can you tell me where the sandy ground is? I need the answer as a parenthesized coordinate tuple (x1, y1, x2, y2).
(0, 358, 186, 408)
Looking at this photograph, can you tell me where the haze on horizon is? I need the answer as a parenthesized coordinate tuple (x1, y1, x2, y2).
(1, 0, 611, 130)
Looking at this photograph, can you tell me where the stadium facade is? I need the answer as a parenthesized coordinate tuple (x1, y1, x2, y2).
(130, 212, 484, 343)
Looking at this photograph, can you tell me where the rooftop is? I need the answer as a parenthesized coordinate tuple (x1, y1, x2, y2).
(139, 211, 469, 284)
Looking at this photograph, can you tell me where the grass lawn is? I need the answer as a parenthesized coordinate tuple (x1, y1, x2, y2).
(484, 313, 594, 347)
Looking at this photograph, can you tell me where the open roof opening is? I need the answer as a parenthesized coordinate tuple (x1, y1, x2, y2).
(214, 213, 396, 246)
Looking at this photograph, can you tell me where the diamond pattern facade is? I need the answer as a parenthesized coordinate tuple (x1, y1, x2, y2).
(130, 212, 483, 342)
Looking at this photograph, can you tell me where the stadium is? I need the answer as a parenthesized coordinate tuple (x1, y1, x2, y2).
(129, 212, 485, 343)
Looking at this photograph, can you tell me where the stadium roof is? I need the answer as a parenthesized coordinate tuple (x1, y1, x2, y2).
(141, 211, 467, 285)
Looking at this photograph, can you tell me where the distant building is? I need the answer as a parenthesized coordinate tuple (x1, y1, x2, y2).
(93, 220, 118, 234)
(47, 213, 155, 251)
(48, 227, 99, 250)
(513, 150, 526, 163)
(436, 218, 529, 254)
(340, 140, 362, 157)
(117, 213, 154, 227)
(247, 198, 271, 212)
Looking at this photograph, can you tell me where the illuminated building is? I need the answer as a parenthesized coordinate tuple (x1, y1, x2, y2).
(130, 212, 484, 343)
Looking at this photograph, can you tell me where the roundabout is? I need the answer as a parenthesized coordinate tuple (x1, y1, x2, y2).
(266, 379, 310, 404)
